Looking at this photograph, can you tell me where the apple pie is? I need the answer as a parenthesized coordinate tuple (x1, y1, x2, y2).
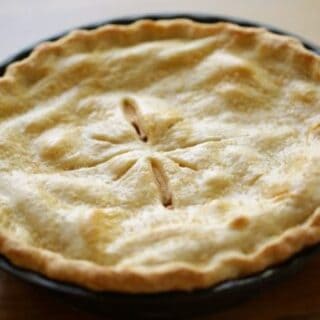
(0, 19, 320, 293)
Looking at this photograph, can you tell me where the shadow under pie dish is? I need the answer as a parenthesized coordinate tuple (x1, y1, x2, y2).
(0, 12, 320, 310)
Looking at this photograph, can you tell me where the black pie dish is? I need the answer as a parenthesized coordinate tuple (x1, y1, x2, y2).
(0, 13, 320, 319)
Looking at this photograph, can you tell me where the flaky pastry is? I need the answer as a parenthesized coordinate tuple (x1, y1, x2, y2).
(0, 19, 320, 293)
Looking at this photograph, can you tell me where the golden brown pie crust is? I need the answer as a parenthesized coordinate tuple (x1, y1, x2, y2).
(0, 19, 320, 293)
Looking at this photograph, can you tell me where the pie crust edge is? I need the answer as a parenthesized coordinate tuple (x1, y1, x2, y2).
(1, 212, 320, 292)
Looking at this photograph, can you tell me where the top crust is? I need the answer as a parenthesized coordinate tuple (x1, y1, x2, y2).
(0, 19, 320, 293)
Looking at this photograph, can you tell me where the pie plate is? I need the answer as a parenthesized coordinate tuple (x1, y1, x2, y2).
(0, 13, 320, 319)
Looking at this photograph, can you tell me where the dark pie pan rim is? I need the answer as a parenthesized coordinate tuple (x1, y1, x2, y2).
(0, 13, 319, 319)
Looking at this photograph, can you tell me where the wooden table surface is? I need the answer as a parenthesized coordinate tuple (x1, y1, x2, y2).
(1, 1, 320, 319)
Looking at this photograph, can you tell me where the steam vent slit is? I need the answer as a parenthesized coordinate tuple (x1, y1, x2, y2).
(150, 160, 173, 209)
(122, 98, 148, 142)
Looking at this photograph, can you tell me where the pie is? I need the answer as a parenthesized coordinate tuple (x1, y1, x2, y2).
(0, 19, 320, 293)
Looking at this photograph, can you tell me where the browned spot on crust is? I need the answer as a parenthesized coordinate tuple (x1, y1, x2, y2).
(80, 208, 126, 264)
(229, 215, 250, 230)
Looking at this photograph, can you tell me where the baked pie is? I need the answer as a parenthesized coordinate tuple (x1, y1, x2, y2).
(0, 19, 320, 293)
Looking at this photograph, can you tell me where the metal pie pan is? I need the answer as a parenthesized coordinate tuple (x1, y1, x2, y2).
(0, 13, 320, 319)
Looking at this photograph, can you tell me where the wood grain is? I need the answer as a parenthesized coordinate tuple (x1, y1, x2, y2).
(1, 254, 320, 320)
